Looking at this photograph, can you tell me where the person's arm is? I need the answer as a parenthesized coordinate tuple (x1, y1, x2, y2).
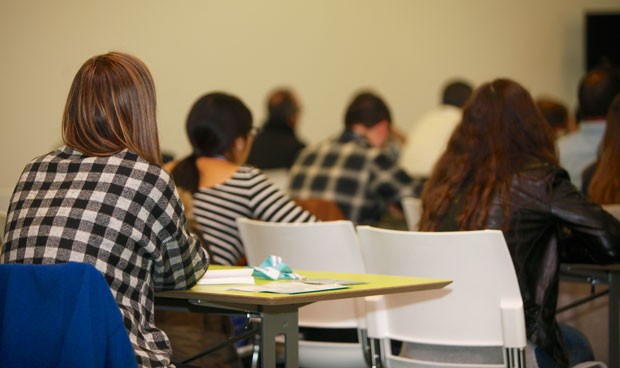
(550, 168, 620, 264)
(369, 150, 425, 205)
(150, 172, 209, 292)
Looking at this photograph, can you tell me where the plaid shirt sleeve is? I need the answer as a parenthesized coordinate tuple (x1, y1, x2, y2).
(369, 149, 425, 201)
(147, 169, 209, 292)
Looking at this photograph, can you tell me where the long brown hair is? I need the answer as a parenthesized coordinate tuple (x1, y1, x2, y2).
(419, 79, 557, 231)
(62, 52, 162, 165)
(588, 94, 620, 204)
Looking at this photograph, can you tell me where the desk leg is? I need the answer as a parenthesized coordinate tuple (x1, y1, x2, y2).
(610, 271, 619, 368)
(261, 310, 299, 368)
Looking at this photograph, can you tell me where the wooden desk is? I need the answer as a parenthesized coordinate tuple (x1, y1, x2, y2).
(561, 263, 620, 368)
(157, 267, 451, 368)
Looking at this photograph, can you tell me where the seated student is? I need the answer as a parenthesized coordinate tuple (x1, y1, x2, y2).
(419, 79, 620, 368)
(160, 92, 316, 367)
(0, 51, 209, 368)
(400, 79, 473, 179)
(288, 90, 423, 225)
(246, 87, 306, 170)
(557, 66, 620, 189)
(536, 96, 573, 138)
(583, 93, 620, 201)
(166, 92, 316, 266)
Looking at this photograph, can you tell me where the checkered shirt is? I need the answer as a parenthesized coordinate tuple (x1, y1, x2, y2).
(1, 146, 209, 368)
(288, 131, 423, 224)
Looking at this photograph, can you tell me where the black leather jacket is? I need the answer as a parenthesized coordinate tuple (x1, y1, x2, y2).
(438, 162, 620, 367)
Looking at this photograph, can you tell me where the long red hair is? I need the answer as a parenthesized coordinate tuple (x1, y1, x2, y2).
(419, 79, 558, 231)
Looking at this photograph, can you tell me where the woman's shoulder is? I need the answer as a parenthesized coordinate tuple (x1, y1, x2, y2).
(193, 165, 266, 190)
(520, 161, 568, 179)
(235, 165, 265, 179)
(229, 165, 278, 191)
(110, 149, 174, 190)
(28, 146, 169, 180)
(514, 161, 575, 196)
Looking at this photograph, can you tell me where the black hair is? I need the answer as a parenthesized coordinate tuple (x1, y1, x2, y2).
(442, 80, 474, 107)
(578, 66, 620, 119)
(344, 91, 391, 129)
(172, 92, 252, 193)
(267, 89, 299, 126)
(186, 92, 252, 157)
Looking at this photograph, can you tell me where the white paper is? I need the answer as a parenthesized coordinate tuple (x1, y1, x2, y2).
(198, 268, 255, 285)
(229, 281, 348, 294)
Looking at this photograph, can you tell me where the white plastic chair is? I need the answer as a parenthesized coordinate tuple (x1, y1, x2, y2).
(236, 218, 368, 368)
(401, 197, 422, 231)
(356, 226, 526, 368)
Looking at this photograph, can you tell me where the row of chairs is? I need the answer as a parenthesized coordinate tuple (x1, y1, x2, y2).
(237, 218, 527, 368)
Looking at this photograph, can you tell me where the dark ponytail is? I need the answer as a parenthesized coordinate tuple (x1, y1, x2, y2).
(170, 155, 201, 194)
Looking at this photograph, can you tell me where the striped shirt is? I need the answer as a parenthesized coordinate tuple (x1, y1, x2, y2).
(192, 165, 316, 265)
(1, 146, 209, 368)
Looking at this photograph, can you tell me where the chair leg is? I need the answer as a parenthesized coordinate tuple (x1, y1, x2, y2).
(250, 337, 260, 368)
(358, 329, 372, 367)
(369, 338, 385, 368)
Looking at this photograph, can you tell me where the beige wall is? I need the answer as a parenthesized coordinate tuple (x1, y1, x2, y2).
(1, 0, 619, 361)
(1, 0, 619, 196)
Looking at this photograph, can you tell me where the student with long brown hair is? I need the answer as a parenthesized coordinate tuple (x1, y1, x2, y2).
(420, 79, 620, 368)
(585, 94, 620, 203)
(1, 52, 209, 368)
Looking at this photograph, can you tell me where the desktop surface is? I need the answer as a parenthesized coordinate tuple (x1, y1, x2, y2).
(157, 265, 451, 307)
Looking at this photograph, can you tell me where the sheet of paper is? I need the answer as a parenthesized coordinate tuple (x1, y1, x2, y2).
(230, 281, 348, 294)
(302, 278, 368, 286)
(198, 268, 255, 285)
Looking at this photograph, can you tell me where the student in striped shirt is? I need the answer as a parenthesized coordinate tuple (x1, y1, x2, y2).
(167, 92, 317, 267)
(161, 92, 316, 367)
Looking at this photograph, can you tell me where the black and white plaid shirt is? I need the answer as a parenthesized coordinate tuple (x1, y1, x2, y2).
(288, 131, 423, 225)
(1, 146, 209, 368)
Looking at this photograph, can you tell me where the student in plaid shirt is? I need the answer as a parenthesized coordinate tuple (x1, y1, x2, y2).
(0, 52, 209, 368)
(288, 91, 424, 225)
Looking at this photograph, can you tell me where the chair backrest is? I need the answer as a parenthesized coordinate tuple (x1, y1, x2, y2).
(401, 197, 422, 231)
(237, 218, 364, 326)
(603, 204, 620, 220)
(237, 218, 368, 368)
(356, 226, 526, 368)
(0, 262, 137, 368)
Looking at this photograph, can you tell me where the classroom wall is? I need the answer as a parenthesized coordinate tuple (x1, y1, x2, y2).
(1, 0, 619, 197)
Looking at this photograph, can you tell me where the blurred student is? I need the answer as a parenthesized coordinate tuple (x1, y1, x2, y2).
(536, 96, 572, 138)
(400, 79, 473, 179)
(288, 90, 423, 225)
(167, 92, 316, 266)
(0, 52, 209, 368)
(246, 87, 306, 170)
(557, 66, 620, 188)
(420, 79, 620, 368)
(583, 93, 620, 201)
